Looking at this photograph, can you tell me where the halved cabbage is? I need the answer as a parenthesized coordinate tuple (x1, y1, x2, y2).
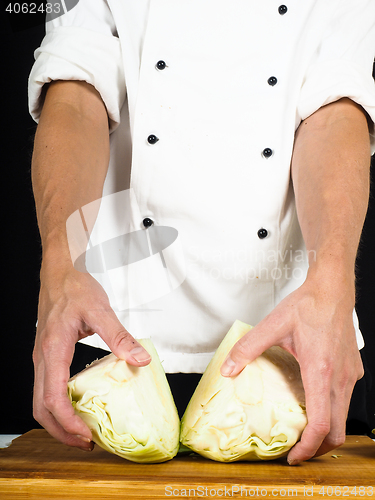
(67, 339, 180, 463)
(180, 320, 307, 461)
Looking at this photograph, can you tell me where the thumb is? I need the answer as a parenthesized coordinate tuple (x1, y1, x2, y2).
(93, 310, 151, 366)
(220, 319, 279, 377)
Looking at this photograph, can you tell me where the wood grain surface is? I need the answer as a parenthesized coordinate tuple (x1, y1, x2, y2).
(0, 430, 374, 499)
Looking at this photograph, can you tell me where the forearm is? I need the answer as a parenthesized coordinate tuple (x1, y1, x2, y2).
(31, 80, 110, 264)
(222, 98, 369, 463)
(31, 81, 150, 448)
(291, 98, 371, 297)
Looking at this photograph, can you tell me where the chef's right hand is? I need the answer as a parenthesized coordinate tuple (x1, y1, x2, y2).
(32, 258, 151, 451)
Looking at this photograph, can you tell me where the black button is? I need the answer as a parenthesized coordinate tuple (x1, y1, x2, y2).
(156, 60, 166, 70)
(262, 148, 273, 158)
(257, 228, 268, 239)
(267, 76, 278, 86)
(278, 5, 288, 14)
(147, 135, 159, 145)
(143, 218, 154, 228)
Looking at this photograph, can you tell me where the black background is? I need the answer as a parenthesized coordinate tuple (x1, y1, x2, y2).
(1, 6, 375, 435)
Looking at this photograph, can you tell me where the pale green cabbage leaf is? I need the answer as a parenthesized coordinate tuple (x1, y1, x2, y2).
(67, 339, 180, 463)
(180, 320, 307, 462)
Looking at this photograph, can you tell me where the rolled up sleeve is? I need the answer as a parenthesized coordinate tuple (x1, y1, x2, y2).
(28, 0, 125, 133)
(297, 0, 375, 150)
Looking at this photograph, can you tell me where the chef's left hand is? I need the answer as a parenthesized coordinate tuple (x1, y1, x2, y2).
(220, 274, 363, 465)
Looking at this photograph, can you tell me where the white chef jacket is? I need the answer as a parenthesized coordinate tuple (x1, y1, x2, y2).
(28, 0, 375, 373)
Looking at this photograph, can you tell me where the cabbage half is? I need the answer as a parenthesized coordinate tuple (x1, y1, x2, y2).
(67, 339, 180, 463)
(180, 320, 307, 462)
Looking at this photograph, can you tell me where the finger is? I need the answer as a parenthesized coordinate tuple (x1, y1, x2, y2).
(287, 365, 331, 464)
(220, 319, 280, 377)
(313, 369, 357, 458)
(33, 350, 93, 450)
(288, 346, 363, 465)
(37, 405, 94, 451)
(89, 309, 151, 366)
(41, 326, 93, 442)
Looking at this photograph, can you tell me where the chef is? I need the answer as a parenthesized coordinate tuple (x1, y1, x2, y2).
(28, 0, 375, 464)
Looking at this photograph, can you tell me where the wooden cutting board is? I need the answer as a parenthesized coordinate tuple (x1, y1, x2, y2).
(0, 430, 374, 499)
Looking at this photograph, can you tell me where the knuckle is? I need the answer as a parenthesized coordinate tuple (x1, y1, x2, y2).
(318, 359, 334, 379)
(309, 421, 331, 438)
(336, 364, 363, 391)
(232, 337, 251, 358)
(326, 433, 346, 448)
(32, 346, 39, 366)
(40, 330, 59, 357)
(357, 365, 365, 380)
(111, 329, 134, 351)
(43, 392, 59, 413)
(336, 372, 353, 393)
(32, 407, 43, 425)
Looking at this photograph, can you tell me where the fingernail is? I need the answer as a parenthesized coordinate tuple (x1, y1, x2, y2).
(79, 446, 93, 452)
(130, 346, 151, 363)
(76, 434, 91, 443)
(221, 357, 236, 376)
(287, 458, 301, 466)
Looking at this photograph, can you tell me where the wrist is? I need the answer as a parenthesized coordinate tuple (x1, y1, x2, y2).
(40, 232, 76, 276)
(305, 258, 356, 306)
